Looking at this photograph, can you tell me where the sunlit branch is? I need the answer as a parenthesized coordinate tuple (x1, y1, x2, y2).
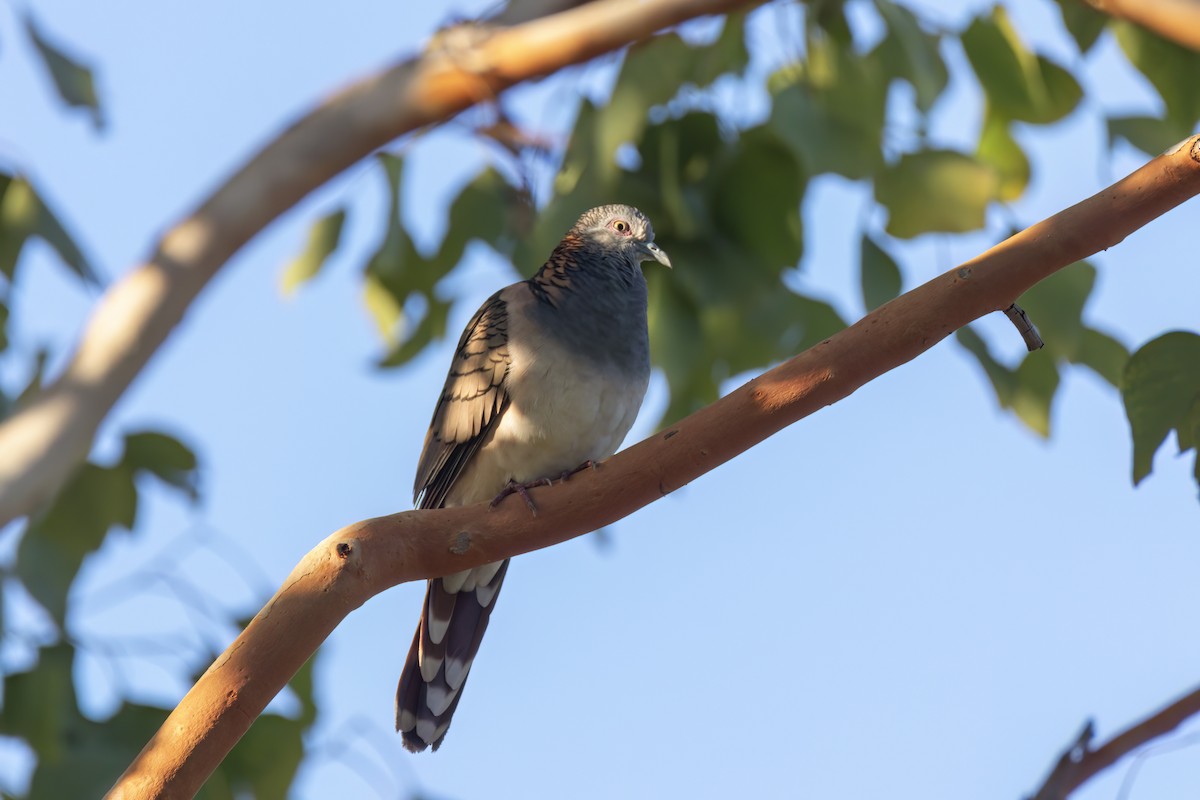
(1088, 0, 1200, 50)
(107, 136, 1200, 799)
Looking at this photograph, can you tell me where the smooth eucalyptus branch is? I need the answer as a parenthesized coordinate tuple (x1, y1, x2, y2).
(0, 0, 759, 530)
(107, 137, 1200, 800)
(1029, 683, 1200, 800)
(1087, 0, 1200, 50)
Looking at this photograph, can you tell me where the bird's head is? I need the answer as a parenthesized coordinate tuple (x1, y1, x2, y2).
(572, 204, 672, 268)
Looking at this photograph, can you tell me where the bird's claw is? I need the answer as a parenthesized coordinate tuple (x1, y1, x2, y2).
(489, 477, 553, 516)
(557, 460, 598, 482)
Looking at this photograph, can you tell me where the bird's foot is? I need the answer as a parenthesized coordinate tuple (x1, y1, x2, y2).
(557, 459, 598, 482)
(489, 477, 553, 516)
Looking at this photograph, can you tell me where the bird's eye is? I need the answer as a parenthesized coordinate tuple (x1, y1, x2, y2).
(611, 219, 631, 235)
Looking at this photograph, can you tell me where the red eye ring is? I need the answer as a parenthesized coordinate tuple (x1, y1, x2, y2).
(611, 219, 632, 235)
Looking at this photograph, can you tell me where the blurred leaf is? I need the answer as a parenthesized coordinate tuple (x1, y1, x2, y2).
(860, 234, 902, 311)
(809, 0, 852, 44)
(16, 347, 51, 407)
(0, 643, 76, 760)
(282, 208, 345, 296)
(957, 326, 1018, 405)
(122, 430, 200, 501)
(712, 127, 804, 273)
(362, 273, 403, 342)
(0, 172, 98, 284)
(600, 17, 748, 171)
(875, 150, 997, 238)
(290, 653, 319, 727)
(961, 7, 1082, 125)
(22, 12, 103, 128)
(768, 36, 886, 179)
(378, 296, 451, 368)
(26, 701, 167, 799)
(1010, 353, 1060, 437)
(649, 270, 709, 425)
(1114, 21, 1200, 131)
(977, 110, 1030, 202)
(363, 153, 431, 349)
(0, 301, 7, 353)
(441, 167, 517, 269)
(692, 13, 748, 86)
(1121, 331, 1200, 486)
(17, 462, 137, 623)
(1053, 0, 1108, 53)
(213, 716, 304, 799)
(1107, 114, 1190, 156)
(1016, 261, 1094, 360)
(1071, 327, 1129, 387)
(957, 326, 1059, 436)
(872, 0, 948, 112)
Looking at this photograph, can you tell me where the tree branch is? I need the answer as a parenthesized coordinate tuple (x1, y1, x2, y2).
(0, 0, 758, 529)
(1087, 0, 1200, 50)
(1029, 683, 1200, 800)
(105, 136, 1200, 799)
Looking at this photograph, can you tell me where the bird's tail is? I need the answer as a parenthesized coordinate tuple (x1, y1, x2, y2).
(395, 559, 509, 752)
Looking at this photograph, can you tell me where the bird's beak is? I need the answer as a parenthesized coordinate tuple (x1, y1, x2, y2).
(641, 241, 672, 268)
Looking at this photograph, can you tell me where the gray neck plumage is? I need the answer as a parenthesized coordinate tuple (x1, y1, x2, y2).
(526, 238, 650, 373)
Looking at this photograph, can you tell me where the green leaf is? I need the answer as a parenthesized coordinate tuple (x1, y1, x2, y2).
(712, 127, 804, 273)
(22, 12, 103, 128)
(1016, 261, 1095, 361)
(122, 430, 200, 501)
(649, 270, 709, 425)
(957, 326, 1060, 436)
(0, 643, 77, 760)
(860, 234, 902, 311)
(872, 0, 948, 113)
(219, 717, 306, 798)
(363, 153, 427, 347)
(17, 462, 138, 623)
(281, 208, 345, 296)
(1121, 331, 1200, 486)
(875, 150, 997, 238)
(1108, 115, 1190, 156)
(599, 17, 748, 171)
(441, 167, 517, 269)
(377, 296, 450, 368)
(1052, 0, 1108, 53)
(24, 700, 168, 798)
(1114, 21, 1200, 130)
(957, 326, 1018, 406)
(1072, 327, 1130, 388)
(961, 7, 1082, 125)
(768, 36, 887, 179)
(0, 301, 8, 353)
(1010, 353, 1060, 437)
(0, 172, 98, 284)
(977, 110, 1030, 202)
(691, 13, 749, 86)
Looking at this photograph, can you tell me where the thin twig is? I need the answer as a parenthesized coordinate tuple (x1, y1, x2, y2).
(1028, 683, 1200, 800)
(1003, 303, 1045, 351)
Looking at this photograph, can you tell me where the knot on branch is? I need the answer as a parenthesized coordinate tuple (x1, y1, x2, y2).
(449, 531, 471, 555)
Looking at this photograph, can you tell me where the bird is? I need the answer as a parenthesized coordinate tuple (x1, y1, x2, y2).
(395, 204, 671, 752)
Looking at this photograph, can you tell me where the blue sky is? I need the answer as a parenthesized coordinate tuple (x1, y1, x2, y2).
(2, 0, 1199, 798)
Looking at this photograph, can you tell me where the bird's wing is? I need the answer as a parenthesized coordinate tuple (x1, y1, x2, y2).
(412, 290, 512, 510)
(400, 288, 515, 752)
